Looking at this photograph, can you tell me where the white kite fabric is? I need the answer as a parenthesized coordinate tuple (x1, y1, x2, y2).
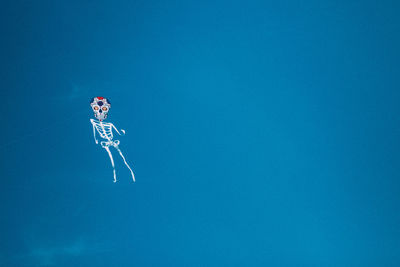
(90, 97, 135, 183)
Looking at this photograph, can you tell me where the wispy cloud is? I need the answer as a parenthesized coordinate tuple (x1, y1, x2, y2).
(28, 240, 85, 266)
(15, 238, 111, 266)
(68, 83, 96, 101)
(48, 83, 96, 104)
(68, 84, 83, 100)
(67, 83, 118, 102)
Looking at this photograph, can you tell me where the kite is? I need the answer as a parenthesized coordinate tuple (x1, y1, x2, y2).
(90, 97, 135, 183)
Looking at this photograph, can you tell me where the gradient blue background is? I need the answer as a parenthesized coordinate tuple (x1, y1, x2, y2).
(1, 0, 399, 266)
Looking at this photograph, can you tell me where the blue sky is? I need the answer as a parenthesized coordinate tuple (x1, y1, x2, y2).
(1, 0, 400, 266)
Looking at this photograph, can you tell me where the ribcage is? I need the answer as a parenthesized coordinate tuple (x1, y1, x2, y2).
(93, 121, 114, 140)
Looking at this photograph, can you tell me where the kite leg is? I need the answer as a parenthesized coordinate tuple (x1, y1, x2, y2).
(104, 146, 117, 183)
(116, 147, 135, 182)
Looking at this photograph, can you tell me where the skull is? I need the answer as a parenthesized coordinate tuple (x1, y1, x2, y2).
(90, 96, 111, 121)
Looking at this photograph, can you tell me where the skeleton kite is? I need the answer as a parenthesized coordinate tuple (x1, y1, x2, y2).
(90, 97, 135, 182)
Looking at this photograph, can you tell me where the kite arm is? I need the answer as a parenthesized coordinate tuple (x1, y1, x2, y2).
(90, 119, 99, 144)
(112, 123, 125, 136)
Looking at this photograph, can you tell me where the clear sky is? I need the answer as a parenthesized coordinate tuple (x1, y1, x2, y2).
(1, 0, 399, 266)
